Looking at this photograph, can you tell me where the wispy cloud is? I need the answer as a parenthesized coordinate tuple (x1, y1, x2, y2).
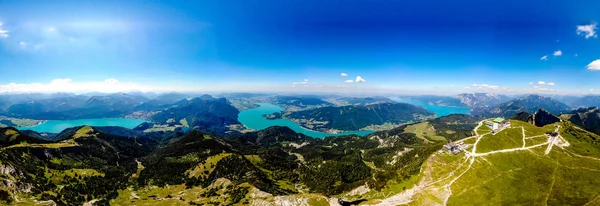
(0, 22, 8, 38)
(344, 80, 354, 83)
(547, 82, 555, 86)
(538, 81, 546, 85)
(0, 78, 167, 93)
(291, 79, 310, 85)
(470, 83, 504, 90)
(540, 55, 548, 60)
(340, 73, 348, 77)
(588, 59, 600, 71)
(577, 23, 597, 39)
(553, 50, 562, 56)
(2, 20, 142, 52)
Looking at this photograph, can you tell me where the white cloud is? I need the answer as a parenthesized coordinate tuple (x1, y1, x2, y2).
(541, 55, 548, 60)
(529, 82, 533, 85)
(304, 79, 308, 82)
(538, 81, 546, 85)
(344, 80, 354, 83)
(104, 78, 119, 84)
(547, 82, 555, 86)
(590, 89, 595, 92)
(0, 78, 159, 93)
(0, 22, 8, 38)
(341, 73, 348, 77)
(553, 50, 562, 56)
(587, 60, 600, 71)
(292, 81, 308, 85)
(355, 76, 366, 83)
(472, 83, 503, 90)
(51, 78, 72, 84)
(577, 23, 597, 39)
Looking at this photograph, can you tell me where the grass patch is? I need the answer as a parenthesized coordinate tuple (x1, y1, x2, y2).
(510, 120, 556, 137)
(244, 155, 262, 165)
(476, 125, 492, 135)
(558, 122, 600, 158)
(73, 126, 95, 138)
(448, 151, 556, 205)
(476, 127, 524, 153)
(462, 138, 476, 145)
(525, 136, 549, 146)
(186, 153, 232, 178)
(45, 168, 103, 185)
(403, 122, 446, 143)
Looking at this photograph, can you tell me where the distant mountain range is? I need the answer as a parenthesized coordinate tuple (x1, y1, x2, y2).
(0, 93, 177, 120)
(472, 95, 571, 118)
(563, 107, 600, 135)
(569, 96, 600, 109)
(455, 93, 512, 108)
(5, 92, 600, 137)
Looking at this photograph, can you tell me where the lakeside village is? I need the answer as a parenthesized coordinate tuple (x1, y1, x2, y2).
(440, 118, 511, 155)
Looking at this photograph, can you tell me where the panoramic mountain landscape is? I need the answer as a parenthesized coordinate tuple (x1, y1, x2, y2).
(2, 1, 600, 206)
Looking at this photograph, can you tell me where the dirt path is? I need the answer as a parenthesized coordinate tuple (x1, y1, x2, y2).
(473, 142, 549, 157)
(521, 127, 526, 148)
(368, 121, 575, 206)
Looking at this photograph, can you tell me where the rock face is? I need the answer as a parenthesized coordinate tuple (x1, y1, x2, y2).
(455, 93, 510, 108)
(509, 111, 532, 122)
(568, 107, 600, 135)
(529, 108, 560, 127)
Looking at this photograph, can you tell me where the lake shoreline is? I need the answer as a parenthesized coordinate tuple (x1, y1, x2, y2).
(17, 118, 148, 133)
(238, 103, 374, 138)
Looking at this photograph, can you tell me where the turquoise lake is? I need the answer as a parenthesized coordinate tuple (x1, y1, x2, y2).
(18, 118, 147, 133)
(238, 103, 374, 138)
(389, 97, 471, 117)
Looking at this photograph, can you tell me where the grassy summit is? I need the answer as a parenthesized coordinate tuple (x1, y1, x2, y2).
(379, 120, 600, 206)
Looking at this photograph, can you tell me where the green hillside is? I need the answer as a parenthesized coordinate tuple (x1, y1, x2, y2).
(367, 120, 600, 206)
(0, 115, 477, 205)
(286, 103, 436, 131)
(2, 115, 599, 205)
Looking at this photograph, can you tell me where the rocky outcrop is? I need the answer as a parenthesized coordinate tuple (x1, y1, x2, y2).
(568, 107, 600, 135)
(529, 108, 560, 127)
(509, 112, 532, 122)
(0, 164, 32, 193)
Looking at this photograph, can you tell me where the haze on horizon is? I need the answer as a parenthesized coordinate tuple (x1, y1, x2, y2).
(1, 1, 600, 95)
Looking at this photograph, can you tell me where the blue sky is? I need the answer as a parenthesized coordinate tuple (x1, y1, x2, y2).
(1, 0, 600, 94)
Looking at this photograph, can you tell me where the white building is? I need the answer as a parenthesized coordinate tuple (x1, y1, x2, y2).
(492, 123, 499, 130)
